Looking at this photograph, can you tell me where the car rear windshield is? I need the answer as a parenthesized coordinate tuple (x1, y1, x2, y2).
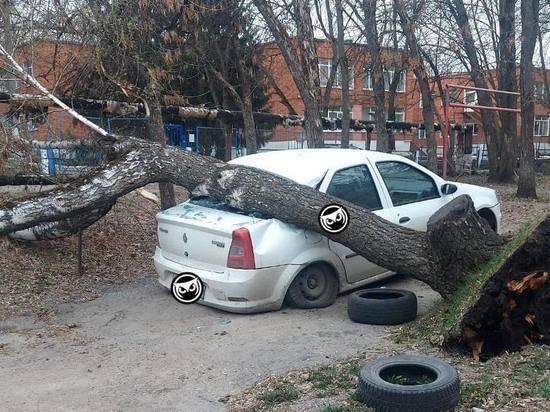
(190, 196, 270, 219)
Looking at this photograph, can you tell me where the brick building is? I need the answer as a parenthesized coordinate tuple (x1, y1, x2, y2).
(1, 40, 96, 141)
(2, 39, 549, 158)
(261, 39, 550, 156)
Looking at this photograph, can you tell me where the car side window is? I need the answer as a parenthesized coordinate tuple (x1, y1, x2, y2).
(326, 165, 382, 210)
(376, 161, 439, 206)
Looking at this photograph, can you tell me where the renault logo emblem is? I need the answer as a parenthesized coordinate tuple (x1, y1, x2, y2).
(182, 233, 188, 243)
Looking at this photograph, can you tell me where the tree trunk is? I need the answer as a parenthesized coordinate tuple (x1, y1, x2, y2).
(0, 0, 16, 93)
(147, 95, 176, 210)
(336, 0, 350, 149)
(386, 70, 401, 153)
(253, 0, 325, 148)
(517, 0, 539, 198)
(0, 137, 504, 299)
(394, 0, 438, 172)
(495, 0, 518, 183)
(449, 0, 504, 181)
(363, 0, 389, 153)
(241, 94, 258, 155)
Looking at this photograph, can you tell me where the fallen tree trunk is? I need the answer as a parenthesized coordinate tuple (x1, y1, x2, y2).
(0, 137, 503, 298)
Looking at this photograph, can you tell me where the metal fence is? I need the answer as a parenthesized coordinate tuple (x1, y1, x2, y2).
(5, 109, 550, 179)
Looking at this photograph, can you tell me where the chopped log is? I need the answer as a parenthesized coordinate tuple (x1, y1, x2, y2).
(458, 216, 550, 360)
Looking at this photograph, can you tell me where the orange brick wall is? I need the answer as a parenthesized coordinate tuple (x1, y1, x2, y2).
(1, 41, 94, 142)
(261, 40, 550, 148)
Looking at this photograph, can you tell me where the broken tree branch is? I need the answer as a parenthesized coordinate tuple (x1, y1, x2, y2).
(0, 43, 111, 138)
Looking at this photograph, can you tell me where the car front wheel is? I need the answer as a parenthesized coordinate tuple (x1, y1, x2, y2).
(284, 263, 338, 309)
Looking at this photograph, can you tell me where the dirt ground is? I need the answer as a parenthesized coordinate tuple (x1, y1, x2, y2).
(0, 175, 549, 411)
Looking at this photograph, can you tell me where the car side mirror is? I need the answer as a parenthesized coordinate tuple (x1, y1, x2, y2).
(441, 183, 458, 195)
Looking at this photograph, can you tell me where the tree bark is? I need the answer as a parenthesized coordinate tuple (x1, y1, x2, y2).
(0, 0, 16, 93)
(517, 0, 539, 198)
(495, 0, 518, 183)
(336, 0, 350, 148)
(0, 137, 504, 299)
(394, 0, 438, 172)
(147, 93, 176, 210)
(253, 0, 324, 148)
(241, 95, 258, 155)
(363, 0, 389, 153)
(448, 0, 505, 181)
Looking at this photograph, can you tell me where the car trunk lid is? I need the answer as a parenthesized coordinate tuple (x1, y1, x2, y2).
(156, 198, 264, 271)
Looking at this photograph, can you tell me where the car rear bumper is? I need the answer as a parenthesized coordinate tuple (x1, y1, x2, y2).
(154, 247, 296, 313)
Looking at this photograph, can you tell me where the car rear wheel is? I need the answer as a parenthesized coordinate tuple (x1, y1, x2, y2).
(285, 263, 338, 309)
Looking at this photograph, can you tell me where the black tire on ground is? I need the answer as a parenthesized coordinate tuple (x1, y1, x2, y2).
(284, 263, 338, 309)
(347, 288, 417, 325)
(358, 355, 460, 412)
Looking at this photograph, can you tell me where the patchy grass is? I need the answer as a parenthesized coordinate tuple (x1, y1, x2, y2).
(256, 382, 300, 406)
(232, 345, 549, 412)
(457, 345, 550, 410)
(391, 218, 543, 348)
(307, 361, 362, 397)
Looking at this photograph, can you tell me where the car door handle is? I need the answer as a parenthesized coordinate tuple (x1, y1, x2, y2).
(399, 217, 411, 224)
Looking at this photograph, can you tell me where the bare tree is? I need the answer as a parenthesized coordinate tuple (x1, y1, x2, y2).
(446, 0, 518, 183)
(0, 0, 16, 93)
(335, 0, 351, 147)
(188, 0, 264, 154)
(355, 0, 390, 152)
(394, 0, 438, 172)
(517, 0, 539, 198)
(495, 0, 518, 184)
(253, 0, 325, 147)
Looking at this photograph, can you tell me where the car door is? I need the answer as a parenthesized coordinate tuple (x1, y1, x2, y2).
(373, 160, 449, 231)
(320, 163, 389, 283)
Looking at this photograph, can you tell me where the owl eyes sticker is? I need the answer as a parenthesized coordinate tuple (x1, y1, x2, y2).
(318, 204, 350, 234)
(171, 272, 204, 304)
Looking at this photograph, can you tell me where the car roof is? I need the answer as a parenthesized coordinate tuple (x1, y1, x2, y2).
(228, 149, 408, 186)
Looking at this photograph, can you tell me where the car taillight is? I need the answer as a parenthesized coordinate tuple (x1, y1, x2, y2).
(227, 228, 255, 269)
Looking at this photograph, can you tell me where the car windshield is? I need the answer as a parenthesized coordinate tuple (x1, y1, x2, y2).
(190, 196, 271, 219)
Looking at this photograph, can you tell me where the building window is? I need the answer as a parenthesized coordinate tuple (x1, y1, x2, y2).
(361, 106, 375, 121)
(393, 109, 405, 123)
(534, 116, 550, 136)
(327, 106, 343, 120)
(23, 61, 33, 76)
(464, 122, 479, 136)
(364, 69, 372, 90)
(0, 68, 18, 92)
(419, 93, 437, 108)
(384, 69, 406, 92)
(418, 128, 426, 139)
(319, 58, 353, 89)
(464, 90, 477, 112)
(319, 58, 331, 87)
(535, 82, 548, 101)
(364, 68, 406, 92)
(26, 119, 38, 132)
